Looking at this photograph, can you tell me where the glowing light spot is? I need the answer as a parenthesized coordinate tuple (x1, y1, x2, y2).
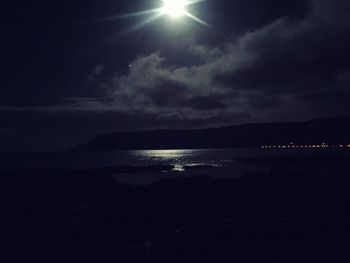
(162, 0, 187, 17)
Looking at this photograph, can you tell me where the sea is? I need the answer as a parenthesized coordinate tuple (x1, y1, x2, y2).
(0, 148, 348, 184)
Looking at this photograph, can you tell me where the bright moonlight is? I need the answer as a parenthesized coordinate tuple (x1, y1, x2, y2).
(101, 0, 209, 30)
(162, 0, 188, 18)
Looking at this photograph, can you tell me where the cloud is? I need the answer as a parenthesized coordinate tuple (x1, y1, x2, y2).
(84, 0, 348, 126)
(3, 0, 350, 132)
(310, 0, 350, 23)
(4, 0, 350, 152)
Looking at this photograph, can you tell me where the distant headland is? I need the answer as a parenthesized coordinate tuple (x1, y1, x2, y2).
(73, 116, 350, 151)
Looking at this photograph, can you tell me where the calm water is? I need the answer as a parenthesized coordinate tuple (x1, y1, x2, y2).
(1, 148, 349, 177)
(1, 148, 254, 171)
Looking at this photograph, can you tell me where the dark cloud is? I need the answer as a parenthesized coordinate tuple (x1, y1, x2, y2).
(87, 0, 350, 125)
(2, 0, 350, 151)
(187, 96, 227, 111)
(0, 106, 250, 139)
(214, 0, 350, 92)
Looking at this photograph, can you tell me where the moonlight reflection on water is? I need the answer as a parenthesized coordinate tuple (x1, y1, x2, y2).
(130, 149, 202, 171)
(131, 149, 200, 159)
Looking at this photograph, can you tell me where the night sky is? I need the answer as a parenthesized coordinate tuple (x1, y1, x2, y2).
(1, 0, 350, 151)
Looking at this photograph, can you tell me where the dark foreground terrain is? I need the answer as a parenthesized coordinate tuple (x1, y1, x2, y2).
(0, 166, 347, 262)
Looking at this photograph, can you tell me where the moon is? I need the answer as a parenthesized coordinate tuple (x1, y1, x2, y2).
(97, 0, 209, 33)
(161, 0, 188, 18)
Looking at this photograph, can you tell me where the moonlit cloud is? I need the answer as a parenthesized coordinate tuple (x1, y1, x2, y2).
(2, 0, 350, 132)
(81, 0, 348, 124)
